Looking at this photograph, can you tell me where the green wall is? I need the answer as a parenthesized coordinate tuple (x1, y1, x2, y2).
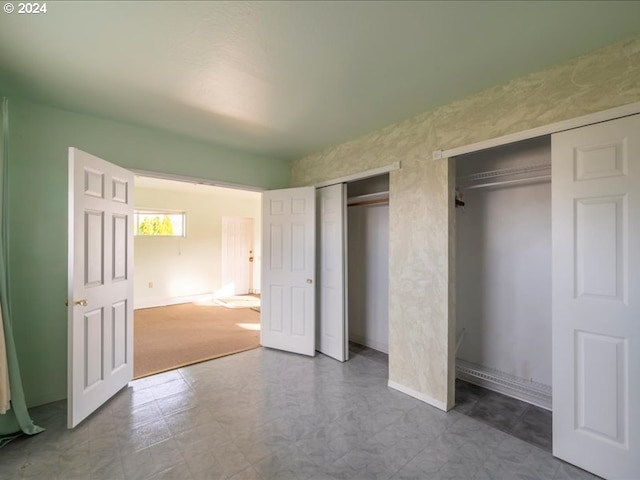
(5, 98, 289, 407)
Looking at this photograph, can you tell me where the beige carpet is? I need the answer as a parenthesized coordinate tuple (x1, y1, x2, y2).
(134, 303, 260, 379)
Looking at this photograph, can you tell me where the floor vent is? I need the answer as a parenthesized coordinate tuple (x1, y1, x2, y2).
(456, 359, 552, 411)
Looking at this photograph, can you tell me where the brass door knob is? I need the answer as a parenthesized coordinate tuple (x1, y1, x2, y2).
(66, 299, 88, 307)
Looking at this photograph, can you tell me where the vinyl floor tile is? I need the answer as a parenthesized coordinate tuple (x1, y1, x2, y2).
(1, 346, 601, 480)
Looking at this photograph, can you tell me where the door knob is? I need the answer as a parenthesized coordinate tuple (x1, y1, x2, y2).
(249, 256, 254, 263)
(306, 279, 313, 284)
(66, 299, 88, 307)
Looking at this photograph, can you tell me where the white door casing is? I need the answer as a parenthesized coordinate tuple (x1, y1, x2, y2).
(317, 184, 348, 362)
(221, 216, 254, 295)
(552, 114, 640, 479)
(261, 187, 316, 356)
(68, 148, 134, 428)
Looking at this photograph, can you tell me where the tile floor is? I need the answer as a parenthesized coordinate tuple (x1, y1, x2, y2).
(0, 345, 600, 479)
(453, 380, 552, 452)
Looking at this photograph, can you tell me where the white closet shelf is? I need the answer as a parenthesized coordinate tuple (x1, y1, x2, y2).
(456, 358, 552, 410)
(457, 163, 551, 190)
(347, 191, 389, 206)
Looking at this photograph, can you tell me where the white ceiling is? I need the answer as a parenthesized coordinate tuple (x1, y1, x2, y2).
(1, 1, 639, 161)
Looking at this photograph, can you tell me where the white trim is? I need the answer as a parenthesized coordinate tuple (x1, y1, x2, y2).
(432, 101, 640, 160)
(314, 161, 401, 188)
(131, 169, 266, 192)
(388, 380, 447, 411)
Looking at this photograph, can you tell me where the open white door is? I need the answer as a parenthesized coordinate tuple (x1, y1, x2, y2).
(317, 184, 348, 362)
(261, 187, 315, 356)
(552, 114, 640, 479)
(68, 148, 134, 428)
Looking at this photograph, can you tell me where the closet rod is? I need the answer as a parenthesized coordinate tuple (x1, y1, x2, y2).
(462, 174, 550, 191)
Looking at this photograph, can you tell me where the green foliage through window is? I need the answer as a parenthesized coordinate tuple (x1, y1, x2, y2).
(134, 211, 185, 237)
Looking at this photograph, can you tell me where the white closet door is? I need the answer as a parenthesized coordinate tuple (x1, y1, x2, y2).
(261, 187, 316, 356)
(552, 114, 640, 479)
(317, 184, 348, 362)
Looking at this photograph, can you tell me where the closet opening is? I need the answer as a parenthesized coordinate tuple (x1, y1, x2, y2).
(346, 174, 389, 354)
(454, 136, 552, 448)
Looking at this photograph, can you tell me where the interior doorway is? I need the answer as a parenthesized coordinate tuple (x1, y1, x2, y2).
(132, 175, 263, 378)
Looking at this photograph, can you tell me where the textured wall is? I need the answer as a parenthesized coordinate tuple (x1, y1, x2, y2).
(291, 35, 640, 409)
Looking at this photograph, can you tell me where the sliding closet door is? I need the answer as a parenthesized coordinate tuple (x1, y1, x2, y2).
(317, 184, 348, 362)
(552, 114, 640, 479)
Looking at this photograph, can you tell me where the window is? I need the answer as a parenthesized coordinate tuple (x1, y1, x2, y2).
(134, 210, 186, 237)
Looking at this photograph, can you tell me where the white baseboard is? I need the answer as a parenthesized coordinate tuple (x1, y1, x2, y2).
(349, 333, 388, 354)
(388, 380, 447, 412)
(456, 358, 552, 411)
(134, 293, 213, 310)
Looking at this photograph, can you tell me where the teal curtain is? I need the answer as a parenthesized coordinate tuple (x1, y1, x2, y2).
(0, 97, 44, 446)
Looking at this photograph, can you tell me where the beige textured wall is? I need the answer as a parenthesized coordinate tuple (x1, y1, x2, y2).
(291, 35, 640, 409)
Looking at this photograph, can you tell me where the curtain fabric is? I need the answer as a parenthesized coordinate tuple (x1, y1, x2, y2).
(0, 302, 9, 414)
(0, 97, 44, 444)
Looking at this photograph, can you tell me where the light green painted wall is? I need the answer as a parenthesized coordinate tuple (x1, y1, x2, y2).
(4, 98, 289, 407)
(291, 34, 640, 409)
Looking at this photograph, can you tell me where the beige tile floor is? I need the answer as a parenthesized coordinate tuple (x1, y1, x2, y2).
(0, 345, 599, 479)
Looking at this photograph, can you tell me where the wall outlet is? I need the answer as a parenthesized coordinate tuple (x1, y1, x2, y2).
(148, 281, 154, 288)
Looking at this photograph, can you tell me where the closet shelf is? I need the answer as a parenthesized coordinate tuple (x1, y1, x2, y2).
(457, 163, 550, 190)
(347, 191, 389, 207)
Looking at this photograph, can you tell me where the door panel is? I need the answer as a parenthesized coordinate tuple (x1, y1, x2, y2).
(552, 114, 639, 479)
(317, 184, 348, 362)
(68, 148, 134, 428)
(261, 187, 315, 356)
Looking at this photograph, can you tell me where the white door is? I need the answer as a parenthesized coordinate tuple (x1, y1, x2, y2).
(552, 114, 640, 479)
(261, 187, 316, 356)
(67, 148, 134, 428)
(221, 216, 254, 295)
(317, 184, 348, 362)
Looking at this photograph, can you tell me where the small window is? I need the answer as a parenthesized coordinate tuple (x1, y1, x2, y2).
(134, 210, 186, 237)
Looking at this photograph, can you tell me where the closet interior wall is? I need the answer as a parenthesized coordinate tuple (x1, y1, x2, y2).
(455, 137, 553, 409)
(347, 174, 389, 353)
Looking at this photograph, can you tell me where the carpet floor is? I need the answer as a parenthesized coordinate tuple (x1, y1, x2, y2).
(133, 302, 260, 379)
